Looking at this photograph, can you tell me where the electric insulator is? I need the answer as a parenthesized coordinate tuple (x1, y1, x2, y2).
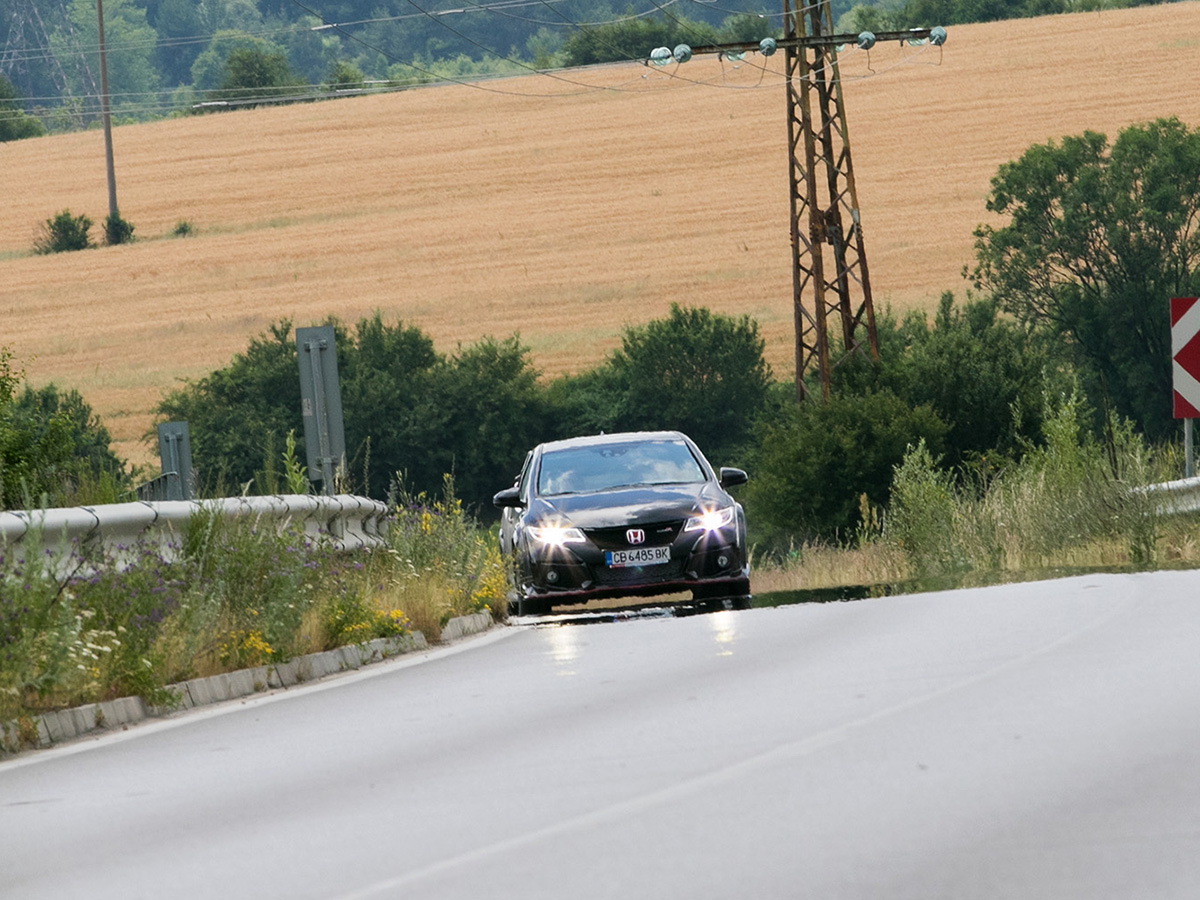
(857, 31, 876, 50)
(759, 37, 777, 56)
(650, 46, 672, 66)
(673, 44, 692, 63)
(930, 26, 947, 45)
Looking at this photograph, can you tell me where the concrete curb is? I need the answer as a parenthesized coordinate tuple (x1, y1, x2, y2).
(2, 611, 495, 756)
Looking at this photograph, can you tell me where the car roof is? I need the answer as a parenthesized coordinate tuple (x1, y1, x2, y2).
(535, 431, 692, 454)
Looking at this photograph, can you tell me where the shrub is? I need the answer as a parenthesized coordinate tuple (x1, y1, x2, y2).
(33, 210, 93, 254)
(746, 389, 948, 547)
(1, 351, 129, 510)
(882, 388, 1167, 576)
(104, 214, 135, 246)
(0, 75, 45, 142)
(884, 439, 962, 576)
(607, 304, 771, 465)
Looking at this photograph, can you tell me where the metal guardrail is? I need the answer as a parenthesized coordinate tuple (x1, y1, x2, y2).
(1140, 476, 1200, 516)
(135, 471, 186, 502)
(0, 495, 389, 569)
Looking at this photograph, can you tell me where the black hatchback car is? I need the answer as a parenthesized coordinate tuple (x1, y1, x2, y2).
(493, 431, 750, 615)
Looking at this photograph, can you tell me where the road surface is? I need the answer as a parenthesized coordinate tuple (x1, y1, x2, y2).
(3, 570, 1199, 899)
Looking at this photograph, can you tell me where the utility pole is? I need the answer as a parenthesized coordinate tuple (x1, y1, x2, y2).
(653, 4, 945, 400)
(96, 0, 120, 230)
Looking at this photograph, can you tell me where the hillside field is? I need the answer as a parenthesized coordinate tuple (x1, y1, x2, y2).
(4, 3, 1200, 467)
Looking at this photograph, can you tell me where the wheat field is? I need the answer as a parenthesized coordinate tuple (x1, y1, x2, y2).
(4, 3, 1200, 465)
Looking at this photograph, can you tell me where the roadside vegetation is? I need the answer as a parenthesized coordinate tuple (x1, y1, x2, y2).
(0, 470, 501, 728)
(2, 116, 1199, 730)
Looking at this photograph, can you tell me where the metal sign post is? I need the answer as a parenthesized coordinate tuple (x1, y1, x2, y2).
(156, 421, 194, 500)
(1171, 297, 1200, 478)
(296, 326, 347, 494)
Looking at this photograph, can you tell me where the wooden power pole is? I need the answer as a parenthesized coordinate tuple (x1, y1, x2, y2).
(96, 0, 120, 230)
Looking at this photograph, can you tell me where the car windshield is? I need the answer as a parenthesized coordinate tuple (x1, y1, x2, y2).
(537, 439, 707, 496)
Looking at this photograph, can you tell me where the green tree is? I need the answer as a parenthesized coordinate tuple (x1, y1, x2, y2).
(338, 314, 442, 498)
(150, 0, 206, 86)
(561, 16, 720, 67)
(156, 320, 305, 492)
(746, 389, 948, 546)
(51, 0, 160, 120)
(326, 59, 366, 90)
(0, 348, 127, 509)
(13, 384, 125, 478)
(0, 74, 45, 141)
(155, 316, 549, 510)
(191, 31, 283, 93)
(543, 365, 626, 442)
(214, 45, 305, 104)
(970, 117, 1200, 440)
(608, 304, 771, 463)
(843, 292, 1056, 469)
(420, 336, 547, 508)
(719, 13, 782, 42)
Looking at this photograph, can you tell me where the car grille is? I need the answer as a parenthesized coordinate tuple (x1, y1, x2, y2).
(584, 521, 682, 550)
(592, 557, 688, 586)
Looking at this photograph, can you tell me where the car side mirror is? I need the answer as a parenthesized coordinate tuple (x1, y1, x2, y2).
(493, 486, 525, 509)
(719, 467, 748, 489)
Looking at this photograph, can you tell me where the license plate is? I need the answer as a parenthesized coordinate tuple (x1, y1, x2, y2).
(605, 546, 671, 568)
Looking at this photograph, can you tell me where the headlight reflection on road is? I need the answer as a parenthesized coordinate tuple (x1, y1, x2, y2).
(709, 609, 738, 656)
(545, 625, 581, 673)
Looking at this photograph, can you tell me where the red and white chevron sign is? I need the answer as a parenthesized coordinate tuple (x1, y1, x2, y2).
(1173, 297, 1200, 418)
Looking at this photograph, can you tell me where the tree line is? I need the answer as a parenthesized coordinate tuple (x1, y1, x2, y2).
(4, 117, 1198, 554)
(1, 0, 1180, 138)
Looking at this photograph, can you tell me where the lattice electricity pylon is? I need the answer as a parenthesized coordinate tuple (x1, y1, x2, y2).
(649, 8, 945, 400)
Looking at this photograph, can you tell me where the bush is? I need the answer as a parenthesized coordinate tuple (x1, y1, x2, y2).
(837, 292, 1060, 471)
(157, 315, 549, 511)
(33, 210, 92, 254)
(545, 304, 772, 467)
(0, 75, 45, 142)
(104, 214, 135, 246)
(0, 474, 506, 724)
(0, 349, 129, 510)
(746, 389, 948, 547)
(884, 439, 962, 575)
(883, 388, 1167, 576)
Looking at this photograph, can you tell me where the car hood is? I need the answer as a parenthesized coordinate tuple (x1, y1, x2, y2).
(531, 483, 729, 529)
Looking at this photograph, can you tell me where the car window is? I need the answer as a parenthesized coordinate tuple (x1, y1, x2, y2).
(537, 440, 707, 495)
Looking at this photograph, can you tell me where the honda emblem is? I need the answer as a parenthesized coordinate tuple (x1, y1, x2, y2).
(626, 528, 646, 545)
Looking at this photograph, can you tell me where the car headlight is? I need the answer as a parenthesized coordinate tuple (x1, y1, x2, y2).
(526, 523, 586, 547)
(684, 506, 736, 532)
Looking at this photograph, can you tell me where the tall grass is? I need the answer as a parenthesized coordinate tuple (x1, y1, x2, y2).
(887, 392, 1168, 577)
(756, 392, 1199, 593)
(0, 476, 506, 725)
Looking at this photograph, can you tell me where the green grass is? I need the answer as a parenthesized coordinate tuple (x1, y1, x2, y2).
(0, 475, 506, 728)
(754, 394, 1200, 594)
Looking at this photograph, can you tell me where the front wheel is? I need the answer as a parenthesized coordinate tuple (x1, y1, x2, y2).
(692, 579, 750, 603)
(512, 594, 552, 617)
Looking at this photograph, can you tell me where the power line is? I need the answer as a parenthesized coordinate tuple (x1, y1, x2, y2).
(657, 10, 947, 399)
(3, 0, 944, 122)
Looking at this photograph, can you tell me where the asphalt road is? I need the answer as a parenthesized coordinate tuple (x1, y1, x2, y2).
(3, 570, 1199, 899)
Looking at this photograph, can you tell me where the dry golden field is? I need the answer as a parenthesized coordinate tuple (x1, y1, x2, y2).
(4, 3, 1200, 466)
